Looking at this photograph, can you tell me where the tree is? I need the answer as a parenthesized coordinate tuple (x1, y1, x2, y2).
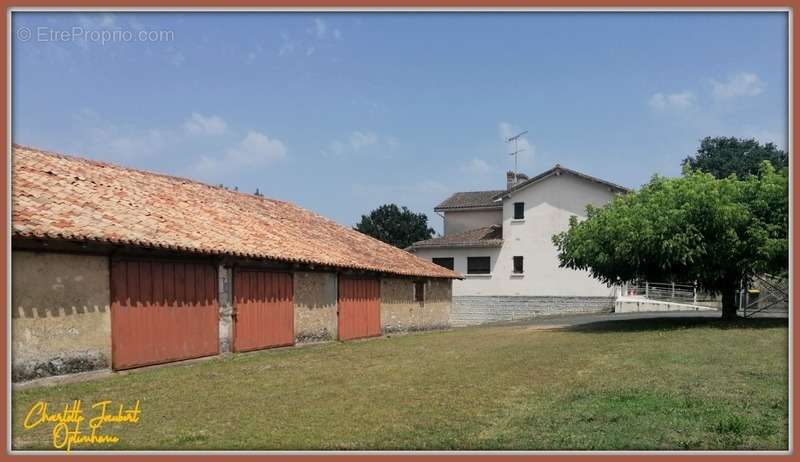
(682, 136, 787, 179)
(355, 204, 436, 249)
(552, 162, 788, 319)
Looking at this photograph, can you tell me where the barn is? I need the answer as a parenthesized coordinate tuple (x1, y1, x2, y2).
(11, 145, 460, 382)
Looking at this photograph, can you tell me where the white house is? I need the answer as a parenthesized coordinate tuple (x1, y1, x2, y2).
(408, 165, 629, 325)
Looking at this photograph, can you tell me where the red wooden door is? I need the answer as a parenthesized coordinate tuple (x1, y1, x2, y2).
(111, 259, 219, 370)
(338, 277, 381, 341)
(233, 269, 294, 352)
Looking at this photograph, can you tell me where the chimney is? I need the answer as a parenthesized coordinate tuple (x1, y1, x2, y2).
(506, 171, 528, 189)
(506, 171, 517, 189)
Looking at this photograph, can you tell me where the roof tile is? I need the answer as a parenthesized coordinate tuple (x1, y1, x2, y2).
(434, 190, 505, 211)
(407, 225, 503, 250)
(12, 145, 460, 279)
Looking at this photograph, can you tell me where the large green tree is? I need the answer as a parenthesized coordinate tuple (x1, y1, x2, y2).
(682, 136, 787, 179)
(355, 204, 436, 249)
(552, 163, 788, 319)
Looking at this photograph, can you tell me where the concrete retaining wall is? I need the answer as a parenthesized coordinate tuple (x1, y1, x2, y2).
(614, 297, 717, 313)
(11, 251, 112, 381)
(452, 295, 614, 326)
(380, 278, 451, 333)
(294, 271, 338, 342)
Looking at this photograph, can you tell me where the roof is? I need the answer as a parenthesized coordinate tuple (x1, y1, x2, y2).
(406, 225, 503, 251)
(12, 145, 460, 279)
(434, 190, 505, 211)
(494, 164, 629, 200)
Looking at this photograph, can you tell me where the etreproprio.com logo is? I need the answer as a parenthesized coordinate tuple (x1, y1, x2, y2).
(16, 26, 174, 44)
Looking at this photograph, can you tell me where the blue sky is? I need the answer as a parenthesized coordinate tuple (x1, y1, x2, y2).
(12, 11, 788, 233)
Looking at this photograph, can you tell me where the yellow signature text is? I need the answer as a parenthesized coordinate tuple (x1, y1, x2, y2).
(23, 399, 141, 453)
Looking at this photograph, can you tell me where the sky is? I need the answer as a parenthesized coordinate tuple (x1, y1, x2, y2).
(12, 11, 788, 234)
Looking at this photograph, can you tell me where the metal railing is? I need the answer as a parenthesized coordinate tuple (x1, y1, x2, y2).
(622, 275, 788, 315)
(739, 274, 789, 317)
(622, 281, 698, 304)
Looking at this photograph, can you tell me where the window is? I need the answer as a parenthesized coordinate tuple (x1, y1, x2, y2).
(514, 202, 525, 220)
(432, 257, 454, 270)
(415, 281, 425, 304)
(467, 256, 491, 275)
(513, 256, 524, 274)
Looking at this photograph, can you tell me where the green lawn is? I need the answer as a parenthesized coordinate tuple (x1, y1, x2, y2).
(12, 316, 788, 451)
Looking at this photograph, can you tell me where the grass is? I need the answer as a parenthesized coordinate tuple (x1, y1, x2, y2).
(12, 316, 788, 451)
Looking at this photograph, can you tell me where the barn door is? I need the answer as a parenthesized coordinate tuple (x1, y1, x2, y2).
(233, 269, 294, 352)
(338, 277, 381, 341)
(111, 259, 219, 370)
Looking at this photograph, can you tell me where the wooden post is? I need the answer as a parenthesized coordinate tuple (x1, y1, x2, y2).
(645, 281, 649, 299)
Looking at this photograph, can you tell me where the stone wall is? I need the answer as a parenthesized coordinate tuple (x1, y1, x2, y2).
(380, 278, 451, 333)
(452, 295, 614, 326)
(294, 271, 338, 342)
(12, 251, 111, 381)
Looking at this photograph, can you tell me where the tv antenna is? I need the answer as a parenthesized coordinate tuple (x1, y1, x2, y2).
(507, 130, 528, 183)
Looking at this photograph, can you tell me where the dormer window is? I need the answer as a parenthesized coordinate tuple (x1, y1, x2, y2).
(513, 202, 525, 220)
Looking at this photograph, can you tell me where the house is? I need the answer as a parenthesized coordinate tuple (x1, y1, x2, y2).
(11, 145, 460, 382)
(408, 166, 628, 325)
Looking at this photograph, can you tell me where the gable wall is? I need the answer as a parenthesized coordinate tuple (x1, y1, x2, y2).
(496, 173, 618, 296)
(416, 173, 620, 298)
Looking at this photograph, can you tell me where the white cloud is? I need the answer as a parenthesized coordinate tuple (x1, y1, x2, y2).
(77, 13, 116, 29)
(100, 14, 116, 27)
(228, 131, 287, 165)
(195, 131, 287, 175)
(245, 43, 264, 64)
(311, 18, 327, 39)
(462, 158, 491, 174)
(739, 126, 787, 150)
(323, 131, 396, 157)
(164, 47, 185, 68)
(349, 131, 378, 150)
(308, 18, 341, 41)
(73, 109, 288, 178)
(648, 91, 695, 111)
(71, 109, 174, 161)
(711, 72, 765, 99)
(183, 113, 228, 136)
(278, 33, 296, 56)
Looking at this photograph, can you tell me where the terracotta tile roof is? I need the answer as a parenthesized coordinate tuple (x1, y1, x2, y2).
(407, 225, 503, 251)
(434, 190, 505, 211)
(12, 145, 460, 279)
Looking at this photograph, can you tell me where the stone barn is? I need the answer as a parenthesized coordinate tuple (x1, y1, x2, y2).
(11, 145, 460, 382)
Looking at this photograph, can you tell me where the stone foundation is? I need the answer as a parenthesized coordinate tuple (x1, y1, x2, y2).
(452, 295, 614, 326)
(12, 251, 112, 382)
(380, 278, 451, 333)
(294, 272, 338, 342)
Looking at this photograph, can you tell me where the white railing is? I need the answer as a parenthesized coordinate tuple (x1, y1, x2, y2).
(622, 281, 697, 304)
